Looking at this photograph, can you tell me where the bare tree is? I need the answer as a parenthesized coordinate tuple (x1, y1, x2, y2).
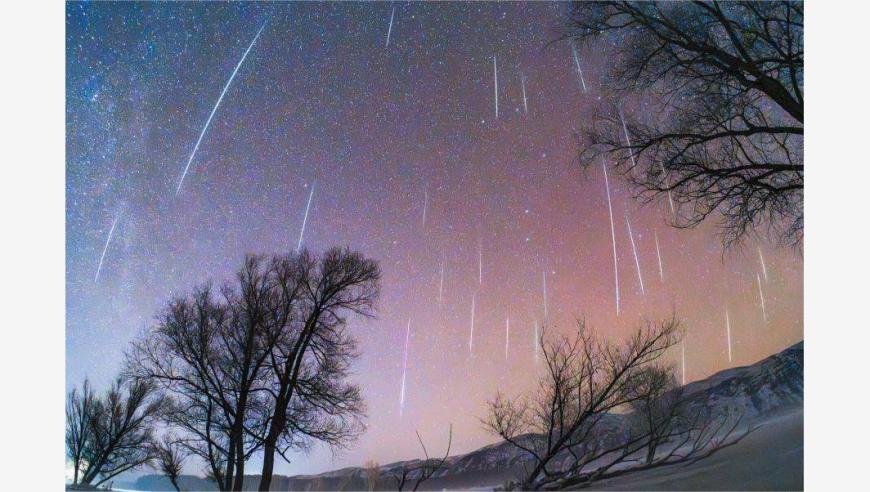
(482, 318, 680, 489)
(484, 319, 755, 490)
(257, 248, 380, 491)
(565, 1, 803, 248)
(66, 379, 98, 486)
(627, 365, 684, 466)
(154, 435, 189, 492)
(75, 377, 164, 487)
(125, 257, 279, 491)
(126, 248, 380, 492)
(387, 425, 453, 491)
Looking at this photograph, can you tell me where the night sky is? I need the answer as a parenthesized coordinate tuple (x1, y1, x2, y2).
(66, 1, 803, 476)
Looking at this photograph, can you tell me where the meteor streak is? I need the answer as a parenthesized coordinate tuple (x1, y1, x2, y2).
(758, 247, 769, 282)
(725, 308, 733, 363)
(385, 7, 395, 48)
(399, 318, 411, 417)
(625, 213, 645, 295)
(659, 161, 675, 216)
(533, 319, 540, 364)
(422, 189, 428, 228)
(520, 73, 528, 113)
(654, 230, 664, 282)
(542, 270, 548, 321)
(618, 109, 637, 168)
(493, 56, 499, 119)
(94, 216, 118, 283)
(469, 295, 476, 355)
(757, 272, 767, 321)
(176, 21, 267, 196)
(681, 340, 687, 386)
(296, 183, 315, 252)
(603, 163, 620, 315)
(571, 43, 587, 93)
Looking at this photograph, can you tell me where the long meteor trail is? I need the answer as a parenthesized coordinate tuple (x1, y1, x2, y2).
(660, 161, 675, 216)
(603, 163, 620, 315)
(725, 308, 733, 363)
(94, 216, 118, 283)
(654, 230, 664, 282)
(757, 272, 767, 321)
(571, 42, 588, 93)
(625, 213, 645, 295)
(385, 7, 395, 48)
(681, 340, 687, 386)
(533, 319, 540, 364)
(520, 73, 528, 113)
(399, 318, 411, 417)
(176, 21, 267, 196)
(542, 270, 548, 321)
(296, 183, 315, 252)
(619, 109, 637, 168)
(493, 56, 499, 119)
(422, 189, 428, 228)
(758, 247, 769, 282)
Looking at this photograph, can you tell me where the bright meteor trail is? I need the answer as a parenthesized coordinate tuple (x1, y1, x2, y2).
(520, 73, 528, 113)
(296, 183, 315, 252)
(175, 21, 267, 196)
(493, 56, 499, 119)
(625, 213, 645, 295)
(542, 270, 548, 321)
(758, 247, 769, 282)
(654, 230, 664, 282)
(725, 307, 733, 363)
(757, 272, 768, 322)
(603, 163, 620, 315)
(659, 161, 676, 216)
(681, 340, 687, 385)
(399, 318, 411, 417)
(619, 109, 637, 168)
(422, 189, 428, 228)
(571, 42, 587, 93)
(94, 215, 118, 283)
(385, 7, 395, 48)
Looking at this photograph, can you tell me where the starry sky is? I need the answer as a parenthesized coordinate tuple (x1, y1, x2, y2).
(66, 1, 803, 477)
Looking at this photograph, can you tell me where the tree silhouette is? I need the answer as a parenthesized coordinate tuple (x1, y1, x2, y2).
(126, 248, 380, 492)
(67, 377, 164, 487)
(565, 1, 803, 247)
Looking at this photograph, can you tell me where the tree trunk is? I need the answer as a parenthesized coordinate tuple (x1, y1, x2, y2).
(258, 431, 279, 491)
(233, 437, 246, 491)
(223, 444, 236, 492)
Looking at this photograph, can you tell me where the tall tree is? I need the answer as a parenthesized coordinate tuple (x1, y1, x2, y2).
(127, 248, 380, 492)
(257, 248, 380, 491)
(125, 258, 277, 491)
(566, 1, 803, 247)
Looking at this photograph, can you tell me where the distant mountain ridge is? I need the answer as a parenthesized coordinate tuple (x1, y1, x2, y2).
(130, 341, 803, 491)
